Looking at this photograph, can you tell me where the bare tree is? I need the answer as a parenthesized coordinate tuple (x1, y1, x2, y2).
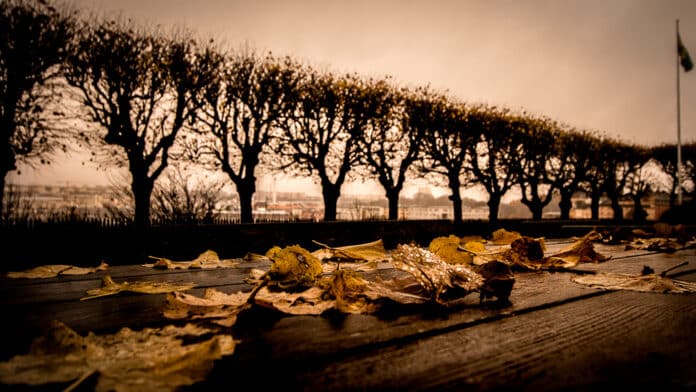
(467, 107, 522, 222)
(151, 168, 224, 224)
(550, 130, 598, 220)
(0, 0, 74, 214)
(416, 92, 480, 224)
(514, 115, 560, 220)
(65, 20, 216, 228)
(187, 50, 300, 223)
(651, 143, 696, 208)
(276, 70, 379, 221)
(604, 141, 643, 221)
(357, 80, 416, 220)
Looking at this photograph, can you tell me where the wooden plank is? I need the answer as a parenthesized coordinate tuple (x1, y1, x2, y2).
(280, 275, 696, 390)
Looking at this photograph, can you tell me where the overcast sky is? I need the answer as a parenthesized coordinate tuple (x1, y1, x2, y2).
(11, 0, 696, 195)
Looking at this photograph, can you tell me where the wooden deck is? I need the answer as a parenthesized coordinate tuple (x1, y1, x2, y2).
(1, 240, 695, 390)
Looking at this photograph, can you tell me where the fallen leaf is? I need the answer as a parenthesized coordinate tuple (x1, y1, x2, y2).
(254, 286, 335, 315)
(543, 232, 608, 267)
(164, 289, 251, 327)
(474, 260, 515, 303)
(312, 239, 388, 263)
(0, 320, 235, 391)
(81, 276, 196, 300)
(503, 237, 546, 268)
(429, 235, 474, 264)
(572, 273, 696, 294)
(144, 250, 239, 270)
(390, 244, 483, 303)
(490, 228, 523, 245)
(321, 260, 378, 274)
(7, 261, 109, 279)
(266, 245, 323, 289)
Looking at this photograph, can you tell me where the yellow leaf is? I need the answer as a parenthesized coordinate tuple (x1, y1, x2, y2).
(81, 276, 196, 300)
(267, 245, 323, 289)
(429, 235, 474, 264)
(490, 228, 523, 245)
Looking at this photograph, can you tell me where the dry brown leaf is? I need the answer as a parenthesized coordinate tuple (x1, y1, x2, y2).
(144, 250, 238, 270)
(502, 237, 547, 270)
(572, 273, 696, 294)
(390, 244, 483, 303)
(544, 232, 608, 267)
(312, 239, 388, 263)
(254, 286, 335, 315)
(0, 320, 236, 392)
(266, 245, 323, 289)
(164, 289, 251, 327)
(475, 260, 515, 303)
(7, 261, 109, 279)
(490, 228, 523, 245)
(81, 276, 196, 300)
(321, 260, 378, 274)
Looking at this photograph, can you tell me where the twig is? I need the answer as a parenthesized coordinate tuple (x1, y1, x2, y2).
(660, 261, 689, 277)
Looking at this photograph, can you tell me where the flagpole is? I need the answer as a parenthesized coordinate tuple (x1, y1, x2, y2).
(677, 19, 683, 206)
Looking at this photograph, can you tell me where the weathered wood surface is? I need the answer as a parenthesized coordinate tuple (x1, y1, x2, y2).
(1, 242, 695, 390)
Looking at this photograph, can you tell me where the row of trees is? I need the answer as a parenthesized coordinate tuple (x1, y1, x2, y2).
(2, 0, 695, 227)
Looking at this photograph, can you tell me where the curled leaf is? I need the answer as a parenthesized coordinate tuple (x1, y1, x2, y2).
(0, 320, 236, 391)
(390, 244, 483, 303)
(267, 245, 323, 289)
(164, 289, 251, 327)
(475, 260, 515, 303)
(503, 237, 546, 270)
(81, 276, 196, 300)
(144, 250, 238, 270)
(7, 261, 108, 279)
(490, 228, 523, 245)
(545, 232, 608, 267)
(429, 235, 474, 264)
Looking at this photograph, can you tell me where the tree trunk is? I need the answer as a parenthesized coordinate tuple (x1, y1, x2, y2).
(236, 178, 256, 224)
(590, 193, 600, 220)
(322, 185, 340, 221)
(131, 175, 154, 229)
(487, 193, 501, 222)
(559, 191, 573, 220)
(530, 203, 543, 220)
(386, 189, 400, 221)
(0, 167, 7, 220)
(632, 196, 647, 222)
(448, 176, 462, 224)
(610, 196, 623, 222)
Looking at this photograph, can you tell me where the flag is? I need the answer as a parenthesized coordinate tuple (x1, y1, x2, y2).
(678, 33, 694, 72)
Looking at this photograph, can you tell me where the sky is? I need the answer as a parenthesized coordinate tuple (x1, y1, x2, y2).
(10, 0, 696, 198)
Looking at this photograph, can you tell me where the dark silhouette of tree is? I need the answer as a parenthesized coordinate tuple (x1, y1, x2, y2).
(187, 51, 301, 223)
(66, 21, 215, 228)
(467, 107, 521, 222)
(551, 130, 598, 220)
(0, 0, 73, 215)
(359, 83, 422, 220)
(415, 93, 480, 224)
(276, 70, 379, 221)
(578, 136, 612, 220)
(651, 143, 695, 207)
(514, 115, 560, 220)
(623, 146, 652, 222)
(603, 141, 643, 221)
